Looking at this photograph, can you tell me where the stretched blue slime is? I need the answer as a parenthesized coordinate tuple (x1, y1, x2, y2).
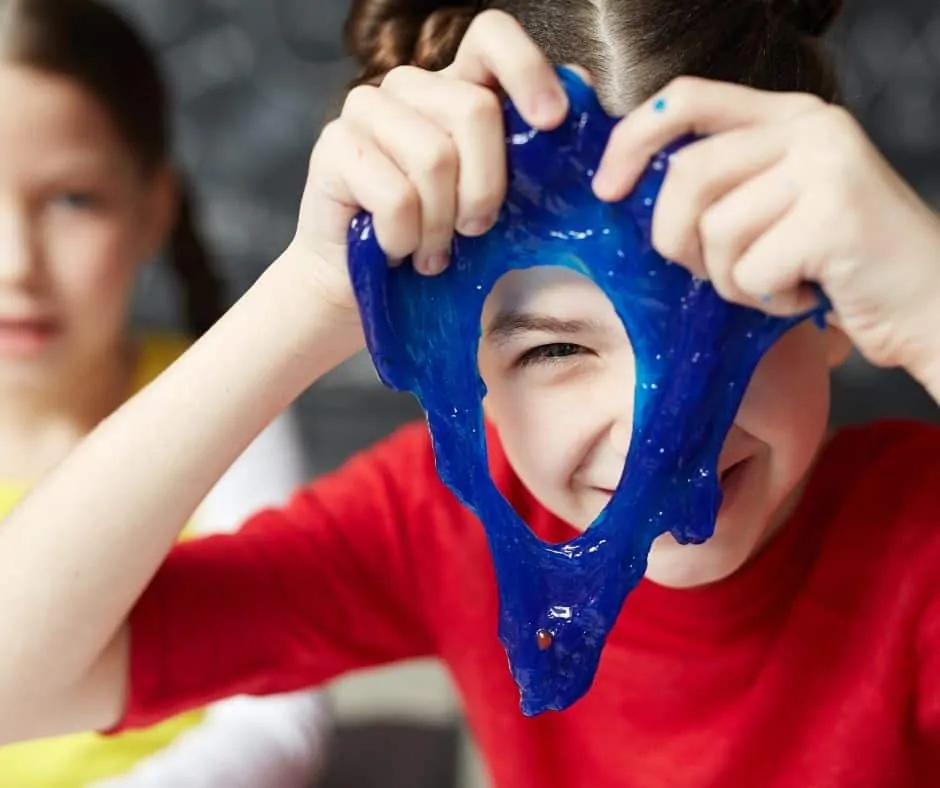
(347, 69, 828, 716)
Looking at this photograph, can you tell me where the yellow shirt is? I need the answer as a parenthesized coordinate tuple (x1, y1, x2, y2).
(0, 335, 206, 787)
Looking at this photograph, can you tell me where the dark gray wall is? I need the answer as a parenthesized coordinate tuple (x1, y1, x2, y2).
(111, 0, 940, 469)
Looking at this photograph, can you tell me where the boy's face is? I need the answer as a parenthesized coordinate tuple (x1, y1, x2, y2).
(478, 266, 850, 588)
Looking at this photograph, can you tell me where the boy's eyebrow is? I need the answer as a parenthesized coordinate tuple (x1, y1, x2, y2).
(485, 310, 603, 345)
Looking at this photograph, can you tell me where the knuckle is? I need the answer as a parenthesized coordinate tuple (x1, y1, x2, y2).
(311, 119, 346, 166)
(787, 92, 827, 116)
(650, 215, 685, 262)
(461, 87, 502, 126)
(653, 235, 684, 264)
(804, 109, 864, 186)
(387, 182, 421, 227)
(699, 202, 732, 241)
(699, 202, 747, 266)
(341, 84, 377, 117)
(464, 10, 543, 72)
(662, 76, 703, 112)
(707, 265, 738, 302)
(699, 207, 739, 263)
(802, 105, 860, 154)
(469, 8, 516, 34)
(818, 105, 864, 156)
(314, 119, 341, 151)
(380, 64, 418, 91)
(663, 151, 712, 212)
(413, 137, 458, 179)
(824, 103, 860, 131)
(665, 148, 696, 183)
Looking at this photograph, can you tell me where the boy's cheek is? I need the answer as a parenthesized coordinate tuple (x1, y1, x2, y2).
(735, 328, 831, 443)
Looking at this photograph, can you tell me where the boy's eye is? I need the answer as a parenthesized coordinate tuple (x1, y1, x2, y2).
(516, 342, 588, 368)
(50, 191, 100, 210)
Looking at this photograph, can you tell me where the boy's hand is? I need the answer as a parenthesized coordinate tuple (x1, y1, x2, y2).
(287, 10, 569, 322)
(593, 77, 940, 390)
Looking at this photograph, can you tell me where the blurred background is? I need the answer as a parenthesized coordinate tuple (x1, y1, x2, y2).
(101, 0, 940, 785)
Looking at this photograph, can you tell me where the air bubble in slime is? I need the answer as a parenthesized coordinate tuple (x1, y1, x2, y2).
(346, 68, 828, 716)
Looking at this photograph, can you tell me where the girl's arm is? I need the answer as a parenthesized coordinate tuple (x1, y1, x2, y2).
(194, 408, 311, 534)
(91, 410, 331, 788)
(0, 248, 363, 744)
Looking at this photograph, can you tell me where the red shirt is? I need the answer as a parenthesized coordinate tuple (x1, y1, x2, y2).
(119, 420, 940, 787)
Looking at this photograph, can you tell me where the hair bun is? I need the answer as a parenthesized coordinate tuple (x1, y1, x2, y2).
(770, 0, 844, 37)
(344, 0, 482, 85)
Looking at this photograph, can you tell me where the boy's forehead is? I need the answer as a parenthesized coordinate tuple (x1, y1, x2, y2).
(482, 266, 613, 318)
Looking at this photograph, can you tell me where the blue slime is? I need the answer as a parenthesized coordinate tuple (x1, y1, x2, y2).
(347, 69, 829, 716)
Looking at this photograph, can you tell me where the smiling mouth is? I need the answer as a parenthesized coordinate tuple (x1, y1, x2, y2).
(589, 455, 754, 498)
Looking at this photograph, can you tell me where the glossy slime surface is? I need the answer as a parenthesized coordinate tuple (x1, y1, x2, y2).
(347, 69, 828, 715)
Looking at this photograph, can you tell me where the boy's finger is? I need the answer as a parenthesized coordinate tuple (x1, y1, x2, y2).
(594, 77, 826, 201)
(380, 66, 507, 238)
(443, 9, 568, 130)
(342, 84, 459, 273)
(731, 203, 820, 312)
(651, 126, 788, 265)
(310, 120, 420, 259)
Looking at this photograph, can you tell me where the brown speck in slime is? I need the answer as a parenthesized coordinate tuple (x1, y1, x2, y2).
(536, 629, 553, 651)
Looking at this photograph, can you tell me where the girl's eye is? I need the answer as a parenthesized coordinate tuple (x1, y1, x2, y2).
(50, 192, 100, 210)
(516, 342, 588, 368)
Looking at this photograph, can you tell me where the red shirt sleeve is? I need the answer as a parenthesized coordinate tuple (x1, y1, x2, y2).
(116, 421, 439, 731)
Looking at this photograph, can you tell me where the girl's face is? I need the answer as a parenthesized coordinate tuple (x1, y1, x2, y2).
(478, 266, 850, 588)
(0, 64, 172, 390)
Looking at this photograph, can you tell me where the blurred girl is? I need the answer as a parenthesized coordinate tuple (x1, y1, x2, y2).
(0, 1, 328, 785)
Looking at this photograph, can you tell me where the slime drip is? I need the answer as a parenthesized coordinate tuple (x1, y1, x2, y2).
(347, 69, 828, 715)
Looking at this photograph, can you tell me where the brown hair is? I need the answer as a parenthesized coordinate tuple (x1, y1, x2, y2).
(0, 0, 224, 336)
(344, 0, 843, 111)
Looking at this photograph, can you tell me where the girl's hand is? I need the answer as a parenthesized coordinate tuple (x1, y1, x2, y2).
(593, 77, 940, 390)
(288, 10, 570, 321)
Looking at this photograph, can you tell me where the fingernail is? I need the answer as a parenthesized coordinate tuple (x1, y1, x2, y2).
(592, 171, 615, 200)
(420, 251, 449, 275)
(459, 215, 495, 237)
(533, 89, 567, 124)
